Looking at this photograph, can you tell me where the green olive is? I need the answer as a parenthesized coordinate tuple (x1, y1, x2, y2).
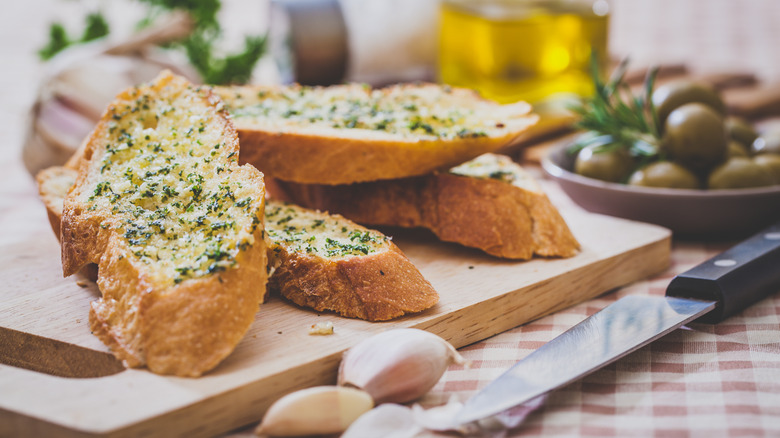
(724, 117, 758, 148)
(753, 154, 780, 184)
(573, 144, 634, 183)
(707, 157, 774, 189)
(663, 103, 728, 170)
(628, 161, 700, 189)
(652, 80, 725, 128)
(727, 140, 749, 158)
(751, 131, 780, 155)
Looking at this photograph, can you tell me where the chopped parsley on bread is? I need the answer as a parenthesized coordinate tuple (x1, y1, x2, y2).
(56, 71, 268, 377)
(215, 83, 538, 184)
(265, 200, 439, 321)
(270, 154, 580, 260)
(38, 168, 438, 324)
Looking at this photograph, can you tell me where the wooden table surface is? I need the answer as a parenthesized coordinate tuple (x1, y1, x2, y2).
(3, 1, 780, 437)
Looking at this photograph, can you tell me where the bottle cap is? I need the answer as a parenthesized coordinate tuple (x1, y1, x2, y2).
(270, 0, 348, 85)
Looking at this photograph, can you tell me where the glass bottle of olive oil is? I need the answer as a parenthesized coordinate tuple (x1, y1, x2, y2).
(438, 0, 610, 104)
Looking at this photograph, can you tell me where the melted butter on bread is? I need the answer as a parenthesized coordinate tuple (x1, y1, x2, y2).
(211, 83, 537, 185)
(57, 71, 268, 376)
(217, 83, 524, 141)
(449, 153, 542, 193)
(263, 200, 438, 321)
(79, 82, 263, 286)
(265, 200, 388, 259)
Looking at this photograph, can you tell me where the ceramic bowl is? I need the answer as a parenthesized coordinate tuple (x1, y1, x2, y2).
(541, 141, 780, 239)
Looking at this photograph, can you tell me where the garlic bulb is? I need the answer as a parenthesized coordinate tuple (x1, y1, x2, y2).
(255, 386, 374, 437)
(23, 13, 197, 176)
(338, 328, 467, 404)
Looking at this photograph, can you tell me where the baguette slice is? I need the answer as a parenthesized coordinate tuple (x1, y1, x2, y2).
(38, 169, 438, 323)
(37, 166, 78, 239)
(270, 154, 580, 260)
(264, 200, 438, 321)
(215, 83, 538, 185)
(37, 166, 100, 281)
(57, 71, 268, 377)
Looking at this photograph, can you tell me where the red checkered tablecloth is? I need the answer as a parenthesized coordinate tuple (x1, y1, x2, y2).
(417, 242, 780, 437)
(222, 239, 780, 437)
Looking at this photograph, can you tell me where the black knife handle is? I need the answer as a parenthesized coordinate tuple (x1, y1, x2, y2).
(666, 220, 780, 324)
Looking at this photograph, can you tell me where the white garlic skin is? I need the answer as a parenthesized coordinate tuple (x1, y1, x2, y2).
(337, 328, 466, 404)
(255, 386, 374, 437)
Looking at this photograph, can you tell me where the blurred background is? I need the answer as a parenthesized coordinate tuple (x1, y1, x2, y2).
(5, 0, 780, 176)
(10, 0, 780, 86)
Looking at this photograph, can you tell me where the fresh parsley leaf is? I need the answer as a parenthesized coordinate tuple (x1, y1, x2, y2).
(138, 0, 220, 30)
(38, 1, 265, 85)
(38, 23, 70, 60)
(82, 12, 110, 42)
(184, 33, 266, 85)
(38, 12, 110, 60)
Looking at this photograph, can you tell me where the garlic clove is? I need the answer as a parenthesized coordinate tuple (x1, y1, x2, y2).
(52, 58, 140, 120)
(338, 328, 467, 404)
(255, 386, 373, 437)
(341, 403, 422, 438)
(22, 14, 199, 177)
(36, 97, 97, 152)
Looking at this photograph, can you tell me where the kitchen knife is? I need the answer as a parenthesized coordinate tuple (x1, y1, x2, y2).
(457, 220, 780, 424)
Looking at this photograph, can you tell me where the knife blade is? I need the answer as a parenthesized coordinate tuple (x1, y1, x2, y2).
(457, 219, 780, 424)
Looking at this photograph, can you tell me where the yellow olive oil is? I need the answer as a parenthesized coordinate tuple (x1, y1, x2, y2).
(438, 0, 609, 104)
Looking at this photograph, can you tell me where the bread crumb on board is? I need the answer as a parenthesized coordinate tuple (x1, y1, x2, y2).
(308, 321, 334, 336)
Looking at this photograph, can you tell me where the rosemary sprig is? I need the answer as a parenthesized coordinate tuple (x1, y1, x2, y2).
(569, 57, 662, 159)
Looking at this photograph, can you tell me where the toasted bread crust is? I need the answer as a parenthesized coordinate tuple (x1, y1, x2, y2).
(36, 166, 76, 239)
(58, 72, 268, 376)
(88, 231, 267, 375)
(271, 155, 579, 260)
(217, 83, 538, 185)
(236, 129, 532, 185)
(36, 166, 99, 281)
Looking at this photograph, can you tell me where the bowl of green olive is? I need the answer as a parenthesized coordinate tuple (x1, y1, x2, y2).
(541, 62, 780, 238)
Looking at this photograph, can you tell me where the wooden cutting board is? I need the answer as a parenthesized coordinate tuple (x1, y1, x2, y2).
(0, 174, 670, 438)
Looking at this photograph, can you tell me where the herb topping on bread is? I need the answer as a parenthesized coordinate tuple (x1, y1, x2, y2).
(221, 83, 507, 140)
(38, 171, 438, 325)
(266, 201, 388, 258)
(264, 200, 439, 321)
(59, 71, 268, 376)
(449, 152, 544, 191)
(269, 154, 579, 260)
(215, 83, 538, 184)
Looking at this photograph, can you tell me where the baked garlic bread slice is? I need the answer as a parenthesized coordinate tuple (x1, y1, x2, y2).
(215, 83, 538, 185)
(58, 71, 268, 377)
(270, 153, 580, 260)
(265, 200, 439, 321)
(39, 172, 436, 325)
